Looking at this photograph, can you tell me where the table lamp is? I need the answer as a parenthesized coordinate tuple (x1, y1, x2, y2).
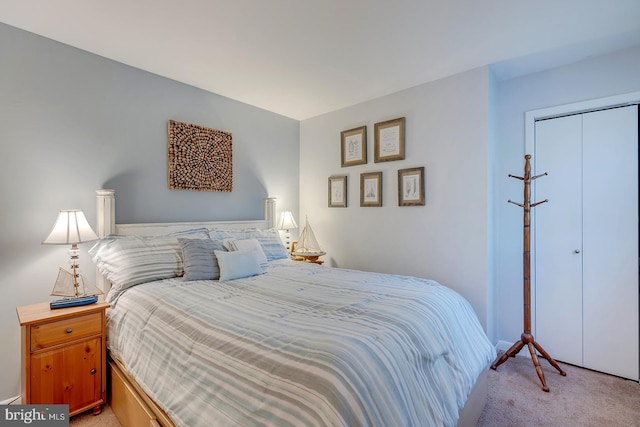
(277, 211, 298, 251)
(42, 210, 101, 308)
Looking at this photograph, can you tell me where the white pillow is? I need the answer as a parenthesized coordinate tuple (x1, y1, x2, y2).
(209, 228, 289, 261)
(222, 238, 268, 268)
(214, 250, 263, 281)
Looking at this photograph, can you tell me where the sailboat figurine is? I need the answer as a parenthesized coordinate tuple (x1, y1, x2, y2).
(49, 267, 102, 309)
(291, 216, 326, 263)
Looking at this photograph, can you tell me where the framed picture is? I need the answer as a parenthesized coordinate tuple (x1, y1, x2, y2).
(328, 176, 348, 207)
(398, 167, 425, 206)
(341, 126, 367, 167)
(168, 120, 233, 191)
(360, 172, 382, 207)
(374, 117, 405, 162)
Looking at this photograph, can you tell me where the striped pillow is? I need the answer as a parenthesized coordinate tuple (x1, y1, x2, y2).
(89, 228, 209, 301)
(209, 228, 289, 261)
(179, 238, 225, 281)
(222, 238, 269, 269)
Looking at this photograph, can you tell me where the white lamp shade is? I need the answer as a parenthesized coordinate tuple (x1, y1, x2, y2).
(42, 210, 99, 245)
(277, 211, 298, 230)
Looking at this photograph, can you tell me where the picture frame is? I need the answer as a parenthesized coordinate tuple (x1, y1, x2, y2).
(398, 167, 425, 206)
(360, 172, 382, 207)
(340, 126, 367, 167)
(328, 175, 348, 207)
(374, 117, 405, 162)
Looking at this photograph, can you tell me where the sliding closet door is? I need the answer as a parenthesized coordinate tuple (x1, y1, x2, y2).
(534, 105, 639, 380)
(534, 114, 583, 367)
(582, 106, 638, 379)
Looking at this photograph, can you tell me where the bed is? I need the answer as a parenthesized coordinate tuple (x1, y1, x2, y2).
(91, 189, 495, 427)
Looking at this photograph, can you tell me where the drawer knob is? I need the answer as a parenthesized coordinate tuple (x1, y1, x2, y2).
(66, 328, 73, 334)
(90, 369, 97, 375)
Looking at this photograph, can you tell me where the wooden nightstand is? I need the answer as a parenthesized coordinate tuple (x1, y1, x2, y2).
(17, 301, 109, 416)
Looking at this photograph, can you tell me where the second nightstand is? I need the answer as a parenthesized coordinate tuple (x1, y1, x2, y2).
(17, 301, 109, 416)
(291, 254, 325, 265)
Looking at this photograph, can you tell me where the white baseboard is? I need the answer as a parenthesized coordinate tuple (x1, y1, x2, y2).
(0, 395, 21, 405)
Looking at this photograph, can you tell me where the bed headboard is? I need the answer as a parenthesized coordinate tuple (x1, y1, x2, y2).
(94, 189, 277, 291)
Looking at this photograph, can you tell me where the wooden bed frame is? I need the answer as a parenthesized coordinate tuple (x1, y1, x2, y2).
(95, 189, 488, 427)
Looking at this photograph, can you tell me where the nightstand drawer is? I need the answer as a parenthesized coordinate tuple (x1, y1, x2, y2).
(31, 312, 102, 351)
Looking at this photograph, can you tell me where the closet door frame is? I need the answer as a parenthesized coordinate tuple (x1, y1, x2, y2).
(524, 90, 640, 340)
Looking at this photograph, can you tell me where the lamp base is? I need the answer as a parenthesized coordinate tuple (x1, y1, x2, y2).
(50, 295, 98, 309)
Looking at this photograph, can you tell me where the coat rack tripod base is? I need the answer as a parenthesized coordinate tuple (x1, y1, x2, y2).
(491, 333, 566, 392)
(490, 154, 566, 392)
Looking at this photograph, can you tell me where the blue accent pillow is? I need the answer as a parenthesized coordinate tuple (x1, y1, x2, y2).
(178, 238, 225, 281)
(214, 250, 263, 281)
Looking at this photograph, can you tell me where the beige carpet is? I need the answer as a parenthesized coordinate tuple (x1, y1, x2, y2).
(70, 355, 640, 426)
(478, 354, 640, 427)
(69, 404, 120, 427)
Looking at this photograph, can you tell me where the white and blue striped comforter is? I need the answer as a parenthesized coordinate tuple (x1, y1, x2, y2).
(107, 260, 495, 427)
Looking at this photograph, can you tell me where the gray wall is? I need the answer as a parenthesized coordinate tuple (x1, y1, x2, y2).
(0, 23, 300, 401)
(300, 67, 493, 333)
(299, 44, 640, 354)
(493, 46, 640, 348)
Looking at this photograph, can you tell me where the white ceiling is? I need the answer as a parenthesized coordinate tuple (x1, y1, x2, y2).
(2, 0, 640, 120)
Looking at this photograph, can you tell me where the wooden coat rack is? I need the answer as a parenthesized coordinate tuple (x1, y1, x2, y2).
(491, 154, 566, 392)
